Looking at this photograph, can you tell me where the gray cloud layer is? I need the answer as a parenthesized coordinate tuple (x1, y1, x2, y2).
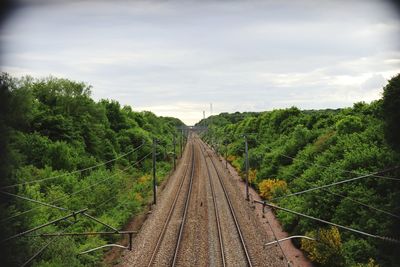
(1, 0, 399, 124)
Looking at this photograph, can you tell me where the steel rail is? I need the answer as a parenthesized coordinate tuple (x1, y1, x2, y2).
(172, 141, 196, 266)
(202, 140, 253, 267)
(198, 138, 226, 267)
(146, 140, 193, 267)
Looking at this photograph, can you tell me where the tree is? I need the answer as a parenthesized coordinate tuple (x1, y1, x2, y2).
(382, 74, 400, 149)
(336, 116, 363, 135)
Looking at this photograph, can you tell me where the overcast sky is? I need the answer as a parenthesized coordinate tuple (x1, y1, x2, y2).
(1, 0, 399, 125)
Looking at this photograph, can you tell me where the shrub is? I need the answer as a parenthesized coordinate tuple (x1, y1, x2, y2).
(336, 116, 364, 135)
(301, 226, 345, 266)
(258, 179, 288, 200)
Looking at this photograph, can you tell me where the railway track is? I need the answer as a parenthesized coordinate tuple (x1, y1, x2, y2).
(198, 139, 226, 266)
(198, 138, 253, 267)
(171, 140, 196, 266)
(146, 140, 195, 267)
(120, 133, 287, 267)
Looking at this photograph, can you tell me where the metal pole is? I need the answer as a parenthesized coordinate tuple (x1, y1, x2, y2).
(173, 134, 176, 170)
(152, 138, 157, 205)
(244, 135, 249, 201)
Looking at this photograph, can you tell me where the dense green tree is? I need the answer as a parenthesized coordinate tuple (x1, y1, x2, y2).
(382, 74, 400, 149)
(198, 74, 400, 266)
(0, 73, 184, 266)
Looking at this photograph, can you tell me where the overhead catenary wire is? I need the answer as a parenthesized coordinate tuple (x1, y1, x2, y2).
(1, 141, 147, 190)
(1, 152, 152, 224)
(2, 208, 88, 242)
(228, 136, 400, 219)
(256, 200, 400, 245)
(212, 134, 400, 213)
(21, 222, 76, 267)
(251, 137, 400, 181)
(0, 191, 69, 212)
(220, 135, 400, 218)
(271, 166, 399, 201)
(4, 199, 129, 242)
(280, 172, 400, 220)
(279, 153, 400, 181)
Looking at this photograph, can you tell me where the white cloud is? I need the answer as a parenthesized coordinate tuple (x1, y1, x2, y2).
(1, 0, 399, 125)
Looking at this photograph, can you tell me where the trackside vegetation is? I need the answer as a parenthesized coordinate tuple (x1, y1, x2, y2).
(0, 73, 184, 266)
(198, 74, 400, 266)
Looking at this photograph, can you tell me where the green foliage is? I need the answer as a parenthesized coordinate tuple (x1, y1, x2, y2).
(301, 227, 345, 267)
(197, 74, 400, 267)
(258, 179, 288, 200)
(382, 73, 400, 149)
(336, 116, 364, 135)
(1, 73, 184, 266)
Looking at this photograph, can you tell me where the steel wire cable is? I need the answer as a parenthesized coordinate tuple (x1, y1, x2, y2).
(219, 136, 399, 212)
(1, 152, 152, 224)
(20, 222, 76, 267)
(271, 166, 399, 202)
(279, 172, 400, 220)
(1, 142, 146, 190)
(279, 153, 400, 181)
(258, 200, 400, 244)
(251, 137, 399, 181)
(0, 191, 69, 211)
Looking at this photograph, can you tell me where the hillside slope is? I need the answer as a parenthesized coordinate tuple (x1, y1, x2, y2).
(197, 74, 400, 267)
(0, 73, 184, 266)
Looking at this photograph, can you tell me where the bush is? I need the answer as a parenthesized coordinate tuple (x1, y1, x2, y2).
(258, 179, 288, 200)
(336, 116, 364, 135)
(301, 226, 345, 266)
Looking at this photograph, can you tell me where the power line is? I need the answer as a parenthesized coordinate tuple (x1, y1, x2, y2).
(2, 209, 88, 242)
(272, 166, 399, 201)
(21, 222, 75, 267)
(1, 152, 152, 224)
(279, 154, 400, 181)
(0, 191, 68, 212)
(256, 200, 400, 244)
(252, 138, 399, 181)
(235, 136, 400, 218)
(281, 172, 400, 220)
(1, 142, 146, 190)
(322, 189, 400, 220)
